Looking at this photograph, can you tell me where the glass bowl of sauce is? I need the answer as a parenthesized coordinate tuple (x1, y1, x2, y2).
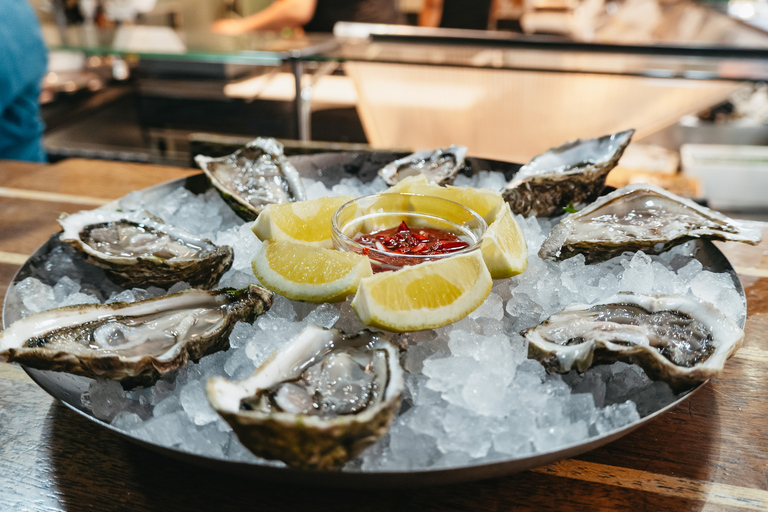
(332, 193, 487, 272)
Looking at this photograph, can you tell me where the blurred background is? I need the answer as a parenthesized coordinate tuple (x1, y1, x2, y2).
(27, 0, 768, 214)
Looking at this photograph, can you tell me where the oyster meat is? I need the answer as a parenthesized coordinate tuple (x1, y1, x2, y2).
(503, 129, 635, 217)
(539, 183, 762, 263)
(195, 137, 306, 221)
(379, 145, 467, 186)
(523, 293, 744, 392)
(0, 285, 273, 387)
(59, 209, 234, 290)
(207, 325, 404, 470)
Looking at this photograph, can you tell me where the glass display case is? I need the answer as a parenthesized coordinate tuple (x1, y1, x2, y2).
(38, 0, 768, 163)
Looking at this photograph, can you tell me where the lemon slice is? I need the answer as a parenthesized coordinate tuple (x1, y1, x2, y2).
(351, 250, 492, 332)
(252, 196, 353, 248)
(386, 174, 430, 192)
(252, 240, 372, 303)
(386, 178, 503, 225)
(482, 203, 528, 279)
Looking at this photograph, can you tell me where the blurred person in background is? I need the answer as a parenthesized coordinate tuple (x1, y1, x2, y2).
(0, 0, 48, 162)
(212, 0, 404, 34)
(419, 0, 498, 30)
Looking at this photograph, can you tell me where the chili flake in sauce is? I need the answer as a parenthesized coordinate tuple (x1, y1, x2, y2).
(354, 221, 469, 256)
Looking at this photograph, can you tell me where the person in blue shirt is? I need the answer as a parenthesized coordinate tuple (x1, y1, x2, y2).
(0, 0, 48, 162)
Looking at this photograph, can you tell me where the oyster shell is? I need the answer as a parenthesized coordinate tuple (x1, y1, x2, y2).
(539, 183, 762, 263)
(59, 209, 234, 289)
(207, 325, 404, 470)
(503, 129, 635, 217)
(523, 293, 744, 392)
(379, 145, 467, 186)
(194, 137, 306, 221)
(0, 285, 273, 388)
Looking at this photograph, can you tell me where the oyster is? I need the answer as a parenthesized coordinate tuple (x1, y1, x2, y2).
(194, 137, 306, 221)
(0, 285, 273, 388)
(503, 129, 635, 217)
(207, 325, 404, 470)
(379, 145, 467, 186)
(523, 293, 744, 392)
(59, 209, 233, 290)
(539, 183, 762, 263)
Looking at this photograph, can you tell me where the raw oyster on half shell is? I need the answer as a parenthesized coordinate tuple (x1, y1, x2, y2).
(378, 145, 467, 186)
(195, 137, 306, 221)
(523, 293, 744, 392)
(0, 285, 273, 388)
(503, 129, 635, 217)
(59, 209, 234, 289)
(539, 183, 762, 263)
(207, 324, 404, 470)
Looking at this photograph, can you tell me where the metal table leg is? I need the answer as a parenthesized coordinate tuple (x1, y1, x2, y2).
(291, 58, 311, 141)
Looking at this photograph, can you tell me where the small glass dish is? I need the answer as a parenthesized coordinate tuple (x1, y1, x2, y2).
(331, 193, 487, 272)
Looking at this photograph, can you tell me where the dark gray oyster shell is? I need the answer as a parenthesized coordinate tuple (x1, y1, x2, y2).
(194, 137, 306, 221)
(379, 145, 467, 186)
(207, 324, 404, 470)
(523, 293, 744, 392)
(539, 183, 762, 263)
(0, 285, 273, 388)
(59, 209, 234, 290)
(503, 129, 635, 217)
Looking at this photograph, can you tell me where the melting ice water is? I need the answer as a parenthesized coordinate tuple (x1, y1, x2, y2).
(6, 171, 746, 471)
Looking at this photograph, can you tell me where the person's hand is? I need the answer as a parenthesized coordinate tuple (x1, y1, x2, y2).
(212, 18, 249, 35)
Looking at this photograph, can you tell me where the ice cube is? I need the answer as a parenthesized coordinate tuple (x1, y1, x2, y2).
(88, 380, 129, 422)
(17, 277, 56, 313)
(53, 276, 81, 302)
(592, 401, 640, 434)
(111, 411, 143, 430)
(302, 302, 341, 328)
(153, 394, 182, 417)
(180, 380, 219, 426)
(132, 410, 190, 447)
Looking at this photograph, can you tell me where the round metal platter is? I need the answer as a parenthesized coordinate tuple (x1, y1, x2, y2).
(2, 151, 745, 488)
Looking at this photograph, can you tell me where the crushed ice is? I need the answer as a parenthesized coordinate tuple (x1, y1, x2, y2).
(5, 173, 745, 471)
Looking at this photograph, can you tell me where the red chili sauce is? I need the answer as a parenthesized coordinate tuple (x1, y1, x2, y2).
(354, 221, 469, 256)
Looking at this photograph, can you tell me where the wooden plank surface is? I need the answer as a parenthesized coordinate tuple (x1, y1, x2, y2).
(0, 158, 766, 512)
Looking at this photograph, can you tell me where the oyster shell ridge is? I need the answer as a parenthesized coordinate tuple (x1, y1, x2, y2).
(523, 293, 745, 393)
(538, 183, 763, 263)
(0, 285, 273, 388)
(503, 129, 635, 217)
(195, 137, 306, 221)
(207, 325, 405, 470)
(58, 209, 234, 290)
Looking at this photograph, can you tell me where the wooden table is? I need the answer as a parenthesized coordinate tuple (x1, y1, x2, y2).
(1, 158, 767, 511)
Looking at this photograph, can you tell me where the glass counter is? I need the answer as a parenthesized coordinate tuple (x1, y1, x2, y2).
(39, 0, 768, 159)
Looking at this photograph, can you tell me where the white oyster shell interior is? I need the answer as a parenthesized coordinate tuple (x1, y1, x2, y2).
(59, 209, 221, 263)
(540, 183, 762, 261)
(194, 137, 306, 213)
(516, 129, 635, 179)
(524, 293, 745, 390)
(0, 291, 229, 361)
(209, 324, 403, 420)
(378, 145, 467, 185)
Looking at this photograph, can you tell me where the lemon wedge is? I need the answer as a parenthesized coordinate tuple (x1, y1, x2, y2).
(351, 250, 492, 332)
(386, 177, 504, 225)
(387, 178, 527, 279)
(252, 196, 353, 248)
(481, 203, 528, 279)
(252, 240, 372, 303)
